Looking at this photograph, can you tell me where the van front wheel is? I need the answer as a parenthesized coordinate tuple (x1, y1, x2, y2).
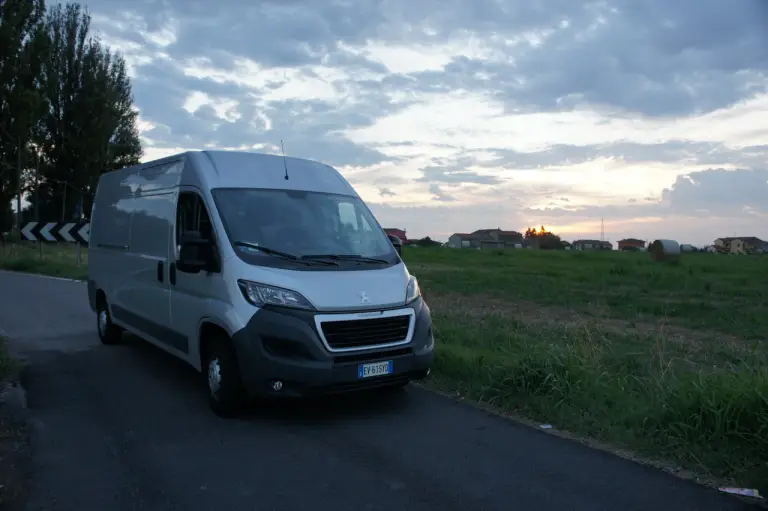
(97, 301, 122, 345)
(205, 337, 245, 417)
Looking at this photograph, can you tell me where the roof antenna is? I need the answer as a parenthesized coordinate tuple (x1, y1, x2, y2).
(280, 140, 289, 180)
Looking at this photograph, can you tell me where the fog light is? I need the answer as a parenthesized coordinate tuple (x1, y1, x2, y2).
(271, 380, 283, 391)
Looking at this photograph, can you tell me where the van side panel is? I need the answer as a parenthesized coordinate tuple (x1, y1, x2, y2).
(88, 170, 133, 316)
(88, 159, 184, 350)
(119, 189, 175, 345)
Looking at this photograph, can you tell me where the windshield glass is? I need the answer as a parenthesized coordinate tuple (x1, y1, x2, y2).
(211, 188, 398, 269)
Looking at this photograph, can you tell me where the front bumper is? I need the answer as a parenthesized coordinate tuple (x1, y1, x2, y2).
(231, 296, 435, 397)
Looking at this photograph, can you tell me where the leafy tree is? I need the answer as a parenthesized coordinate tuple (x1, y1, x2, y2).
(0, 0, 49, 231)
(28, 2, 141, 221)
(524, 225, 563, 250)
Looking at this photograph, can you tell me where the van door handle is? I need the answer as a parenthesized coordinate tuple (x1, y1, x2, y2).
(157, 261, 164, 282)
(169, 262, 176, 285)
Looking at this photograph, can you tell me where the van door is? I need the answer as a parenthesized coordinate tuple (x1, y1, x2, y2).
(169, 189, 225, 365)
(121, 190, 176, 347)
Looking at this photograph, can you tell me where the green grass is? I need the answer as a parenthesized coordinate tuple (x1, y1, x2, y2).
(405, 247, 768, 339)
(405, 246, 768, 491)
(1, 242, 766, 489)
(0, 242, 88, 280)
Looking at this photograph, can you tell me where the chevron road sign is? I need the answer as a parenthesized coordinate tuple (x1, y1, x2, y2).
(21, 222, 89, 245)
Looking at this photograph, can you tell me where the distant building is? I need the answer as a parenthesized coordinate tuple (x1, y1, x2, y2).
(572, 239, 612, 251)
(384, 228, 407, 242)
(714, 236, 767, 254)
(617, 238, 645, 251)
(447, 228, 523, 249)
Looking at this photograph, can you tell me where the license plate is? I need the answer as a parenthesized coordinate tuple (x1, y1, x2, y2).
(358, 360, 393, 378)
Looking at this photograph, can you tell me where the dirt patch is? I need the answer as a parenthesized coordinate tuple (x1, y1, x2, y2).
(425, 290, 749, 350)
(0, 407, 31, 511)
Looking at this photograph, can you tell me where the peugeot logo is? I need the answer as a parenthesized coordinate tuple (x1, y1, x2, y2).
(358, 291, 370, 304)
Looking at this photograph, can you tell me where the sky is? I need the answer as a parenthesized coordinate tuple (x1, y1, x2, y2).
(82, 0, 768, 245)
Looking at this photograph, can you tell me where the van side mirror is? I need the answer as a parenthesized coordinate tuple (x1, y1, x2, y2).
(387, 234, 402, 256)
(177, 231, 217, 274)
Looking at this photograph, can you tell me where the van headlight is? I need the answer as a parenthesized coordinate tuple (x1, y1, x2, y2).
(405, 275, 421, 304)
(238, 280, 315, 310)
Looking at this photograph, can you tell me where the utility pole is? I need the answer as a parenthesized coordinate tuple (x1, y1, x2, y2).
(600, 217, 604, 242)
(35, 150, 40, 223)
(36, 151, 41, 259)
(16, 137, 21, 234)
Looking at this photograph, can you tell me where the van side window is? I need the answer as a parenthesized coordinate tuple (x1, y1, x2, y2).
(177, 192, 214, 243)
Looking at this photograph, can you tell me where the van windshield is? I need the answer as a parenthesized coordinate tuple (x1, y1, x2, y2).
(211, 188, 399, 269)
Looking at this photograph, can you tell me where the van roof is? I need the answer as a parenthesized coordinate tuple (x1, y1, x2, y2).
(193, 150, 358, 196)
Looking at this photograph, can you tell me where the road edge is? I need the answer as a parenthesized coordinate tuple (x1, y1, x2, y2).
(0, 333, 32, 511)
(0, 268, 85, 283)
(412, 382, 766, 508)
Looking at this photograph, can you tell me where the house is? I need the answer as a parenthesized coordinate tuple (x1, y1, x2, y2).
(617, 238, 645, 251)
(447, 228, 523, 249)
(384, 228, 407, 243)
(714, 236, 767, 254)
(730, 237, 766, 254)
(447, 233, 480, 248)
(572, 239, 613, 251)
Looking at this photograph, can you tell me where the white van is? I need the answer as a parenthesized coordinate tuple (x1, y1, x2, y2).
(87, 151, 434, 415)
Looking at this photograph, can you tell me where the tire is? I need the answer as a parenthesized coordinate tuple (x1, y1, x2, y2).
(205, 335, 245, 417)
(97, 300, 122, 345)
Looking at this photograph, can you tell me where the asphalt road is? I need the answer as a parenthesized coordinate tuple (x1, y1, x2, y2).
(0, 270, 755, 511)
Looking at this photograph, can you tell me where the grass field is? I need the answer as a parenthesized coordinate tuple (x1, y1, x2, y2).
(407, 247, 768, 491)
(0, 241, 87, 280)
(1, 242, 766, 490)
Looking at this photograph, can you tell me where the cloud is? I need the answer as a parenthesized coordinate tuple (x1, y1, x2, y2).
(528, 167, 768, 219)
(80, 0, 768, 244)
(429, 184, 457, 202)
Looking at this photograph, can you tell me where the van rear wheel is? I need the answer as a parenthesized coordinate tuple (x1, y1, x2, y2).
(205, 336, 245, 417)
(97, 300, 122, 345)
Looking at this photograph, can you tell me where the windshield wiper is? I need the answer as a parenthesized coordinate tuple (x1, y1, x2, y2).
(234, 242, 337, 266)
(301, 254, 389, 265)
(234, 241, 299, 260)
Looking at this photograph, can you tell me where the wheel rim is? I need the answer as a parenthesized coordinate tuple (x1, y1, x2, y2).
(98, 309, 109, 337)
(208, 357, 222, 397)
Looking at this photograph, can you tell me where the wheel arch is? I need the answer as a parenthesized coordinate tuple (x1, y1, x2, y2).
(198, 319, 233, 371)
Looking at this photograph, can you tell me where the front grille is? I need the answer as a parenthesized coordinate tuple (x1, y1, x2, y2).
(320, 315, 411, 350)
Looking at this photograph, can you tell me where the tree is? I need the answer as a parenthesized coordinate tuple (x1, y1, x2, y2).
(28, 2, 141, 221)
(412, 236, 441, 248)
(0, 0, 49, 231)
(524, 225, 563, 250)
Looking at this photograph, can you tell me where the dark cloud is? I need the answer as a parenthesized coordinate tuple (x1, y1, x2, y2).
(415, 156, 504, 185)
(78, 0, 768, 247)
(406, 142, 768, 174)
(359, 1, 768, 117)
(429, 184, 457, 202)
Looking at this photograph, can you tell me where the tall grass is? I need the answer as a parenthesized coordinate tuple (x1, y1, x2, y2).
(0, 243, 87, 280)
(430, 312, 768, 488)
(403, 247, 768, 489)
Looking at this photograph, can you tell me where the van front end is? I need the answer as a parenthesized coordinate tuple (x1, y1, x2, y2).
(230, 277, 434, 398)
